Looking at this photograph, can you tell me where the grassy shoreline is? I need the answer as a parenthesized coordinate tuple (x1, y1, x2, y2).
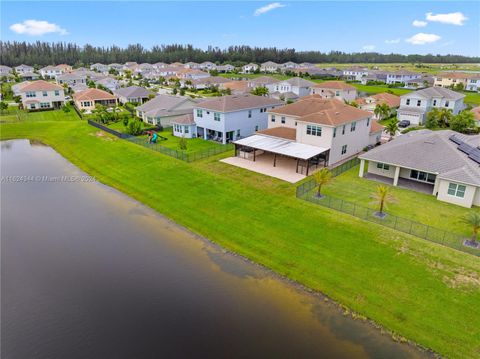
(1, 118, 480, 358)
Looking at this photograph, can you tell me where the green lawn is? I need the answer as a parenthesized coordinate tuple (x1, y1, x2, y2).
(315, 63, 480, 75)
(463, 91, 480, 106)
(351, 83, 412, 96)
(0, 108, 81, 122)
(322, 164, 478, 235)
(1, 116, 479, 358)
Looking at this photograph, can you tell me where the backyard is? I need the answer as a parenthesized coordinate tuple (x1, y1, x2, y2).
(0, 113, 479, 359)
(0, 107, 81, 122)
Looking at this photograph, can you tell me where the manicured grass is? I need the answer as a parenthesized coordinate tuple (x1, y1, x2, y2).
(1, 117, 479, 358)
(322, 164, 478, 235)
(351, 83, 412, 96)
(218, 73, 292, 81)
(463, 91, 480, 106)
(0, 108, 81, 122)
(315, 63, 480, 74)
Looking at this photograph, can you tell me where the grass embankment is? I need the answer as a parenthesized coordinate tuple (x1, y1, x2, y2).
(1, 116, 480, 358)
(322, 165, 477, 235)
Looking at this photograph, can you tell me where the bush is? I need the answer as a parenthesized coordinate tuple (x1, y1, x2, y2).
(126, 119, 143, 136)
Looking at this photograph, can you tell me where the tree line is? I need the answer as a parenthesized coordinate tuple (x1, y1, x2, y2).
(1, 41, 478, 67)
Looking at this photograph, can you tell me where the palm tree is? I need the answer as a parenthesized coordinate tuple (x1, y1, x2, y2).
(462, 212, 480, 245)
(374, 103, 390, 121)
(313, 168, 334, 198)
(371, 185, 396, 216)
(384, 119, 398, 140)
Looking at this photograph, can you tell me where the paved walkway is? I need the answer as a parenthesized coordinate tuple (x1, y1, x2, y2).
(221, 154, 306, 183)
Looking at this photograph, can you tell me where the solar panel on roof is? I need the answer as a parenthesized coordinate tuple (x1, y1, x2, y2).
(449, 135, 462, 145)
(469, 153, 480, 164)
(458, 142, 475, 155)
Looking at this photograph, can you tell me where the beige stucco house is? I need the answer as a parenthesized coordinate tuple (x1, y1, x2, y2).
(359, 130, 480, 208)
(18, 80, 65, 110)
(73, 88, 118, 111)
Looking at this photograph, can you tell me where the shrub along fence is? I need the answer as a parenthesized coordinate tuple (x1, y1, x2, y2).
(296, 168, 478, 257)
(87, 120, 233, 162)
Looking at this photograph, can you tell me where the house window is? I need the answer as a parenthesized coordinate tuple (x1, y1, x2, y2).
(376, 162, 390, 170)
(281, 117, 286, 124)
(196, 109, 203, 117)
(406, 99, 410, 105)
(214, 112, 221, 121)
(335, 90, 340, 96)
(42, 91, 48, 97)
(248, 110, 252, 118)
(341, 145, 347, 155)
(40, 102, 50, 109)
(55, 90, 60, 96)
(416, 100, 421, 107)
(447, 183, 466, 198)
(445, 101, 449, 107)
(29, 104, 36, 109)
(433, 99, 437, 106)
(237, 129, 241, 137)
(271, 115, 276, 122)
(333, 127, 336, 138)
(184, 126, 189, 134)
(26, 91, 36, 98)
(255, 125, 259, 131)
(342, 125, 346, 135)
(367, 118, 370, 126)
(306, 124, 322, 136)
(350, 121, 356, 132)
(410, 170, 436, 184)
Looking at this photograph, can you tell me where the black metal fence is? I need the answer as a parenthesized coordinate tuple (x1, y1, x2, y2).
(330, 157, 360, 176)
(296, 168, 478, 256)
(87, 120, 233, 162)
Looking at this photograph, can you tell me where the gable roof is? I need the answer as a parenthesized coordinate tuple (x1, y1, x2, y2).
(172, 113, 195, 125)
(113, 86, 152, 98)
(371, 92, 400, 108)
(284, 77, 315, 87)
(249, 76, 279, 86)
(359, 130, 480, 186)
(73, 88, 117, 101)
(137, 94, 198, 117)
(403, 87, 465, 101)
(196, 94, 283, 112)
(19, 80, 63, 92)
(312, 81, 356, 91)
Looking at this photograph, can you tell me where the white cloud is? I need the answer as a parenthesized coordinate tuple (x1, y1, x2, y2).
(385, 38, 401, 44)
(412, 20, 427, 27)
(362, 45, 375, 51)
(254, 3, 286, 16)
(406, 33, 441, 45)
(426, 12, 468, 26)
(10, 19, 68, 36)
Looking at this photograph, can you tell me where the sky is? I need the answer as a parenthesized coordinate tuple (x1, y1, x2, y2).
(1, 1, 479, 56)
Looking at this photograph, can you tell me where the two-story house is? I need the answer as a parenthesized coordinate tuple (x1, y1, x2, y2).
(14, 64, 34, 74)
(260, 61, 281, 73)
(385, 70, 421, 85)
(433, 72, 470, 89)
(39, 65, 65, 79)
(241, 63, 259, 74)
(94, 76, 120, 92)
(90, 63, 110, 74)
(397, 87, 466, 125)
(231, 96, 375, 179)
(267, 78, 316, 100)
(18, 80, 65, 110)
(310, 81, 357, 102)
(193, 94, 284, 144)
(199, 61, 217, 71)
(343, 67, 369, 81)
(56, 72, 87, 88)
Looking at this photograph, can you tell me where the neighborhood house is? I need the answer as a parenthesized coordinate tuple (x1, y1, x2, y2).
(18, 80, 66, 110)
(136, 94, 200, 127)
(73, 88, 118, 111)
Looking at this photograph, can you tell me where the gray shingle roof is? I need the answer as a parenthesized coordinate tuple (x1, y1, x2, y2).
(196, 94, 283, 112)
(137, 94, 198, 118)
(285, 77, 315, 87)
(113, 86, 151, 98)
(406, 87, 465, 101)
(359, 130, 480, 186)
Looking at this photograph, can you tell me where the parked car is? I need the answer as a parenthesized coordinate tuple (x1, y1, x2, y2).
(398, 120, 410, 128)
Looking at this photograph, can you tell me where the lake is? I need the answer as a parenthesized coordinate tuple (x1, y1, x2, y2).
(1, 139, 428, 358)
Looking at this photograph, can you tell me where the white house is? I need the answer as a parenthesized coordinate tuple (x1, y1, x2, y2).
(94, 76, 120, 92)
(39, 65, 64, 79)
(172, 114, 197, 138)
(310, 81, 357, 102)
(18, 80, 65, 110)
(90, 63, 110, 74)
(216, 64, 235, 73)
(199, 61, 217, 71)
(359, 130, 480, 208)
(343, 67, 369, 81)
(466, 74, 480, 92)
(242, 63, 258, 74)
(112, 86, 152, 104)
(193, 94, 284, 144)
(267, 77, 315, 99)
(56, 72, 87, 87)
(0, 65, 13, 76)
(385, 70, 421, 85)
(260, 61, 281, 73)
(15, 64, 34, 74)
(397, 87, 465, 125)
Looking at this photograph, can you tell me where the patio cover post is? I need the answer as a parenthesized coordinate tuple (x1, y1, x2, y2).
(393, 165, 401, 186)
(359, 159, 365, 178)
(273, 154, 277, 167)
(203, 128, 208, 140)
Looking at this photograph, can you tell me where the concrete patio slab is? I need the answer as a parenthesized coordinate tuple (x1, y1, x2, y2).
(221, 154, 306, 183)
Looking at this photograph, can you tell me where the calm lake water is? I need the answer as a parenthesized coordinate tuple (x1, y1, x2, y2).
(1, 139, 429, 359)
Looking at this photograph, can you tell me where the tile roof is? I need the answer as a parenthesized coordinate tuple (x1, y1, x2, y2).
(369, 120, 384, 134)
(197, 94, 283, 112)
(73, 88, 117, 101)
(360, 130, 480, 186)
(311, 81, 356, 91)
(371, 92, 401, 108)
(257, 127, 297, 141)
(19, 80, 63, 92)
(472, 107, 480, 121)
(270, 95, 371, 127)
(249, 76, 279, 86)
(172, 113, 195, 125)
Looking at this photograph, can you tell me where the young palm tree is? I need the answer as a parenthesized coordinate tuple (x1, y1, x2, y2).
(371, 185, 396, 216)
(384, 119, 398, 140)
(462, 212, 480, 245)
(313, 168, 334, 197)
(437, 108, 453, 128)
(374, 103, 390, 121)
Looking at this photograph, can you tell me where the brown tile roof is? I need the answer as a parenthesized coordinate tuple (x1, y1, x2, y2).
(370, 120, 384, 134)
(220, 80, 249, 92)
(20, 80, 63, 92)
(311, 81, 356, 91)
(197, 94, 283, 112)
(371, 92, 400, 108)
(436, 72, 469, 79)
(257, 127, 297, 141)
(73, 88, 117, 101)
(270, 96, 371, 126)
(172, 113, 195, 125)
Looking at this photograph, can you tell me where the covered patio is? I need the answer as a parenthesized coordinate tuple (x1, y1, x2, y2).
(222, 134, 329, 182)
(363, 172, 434, 194)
